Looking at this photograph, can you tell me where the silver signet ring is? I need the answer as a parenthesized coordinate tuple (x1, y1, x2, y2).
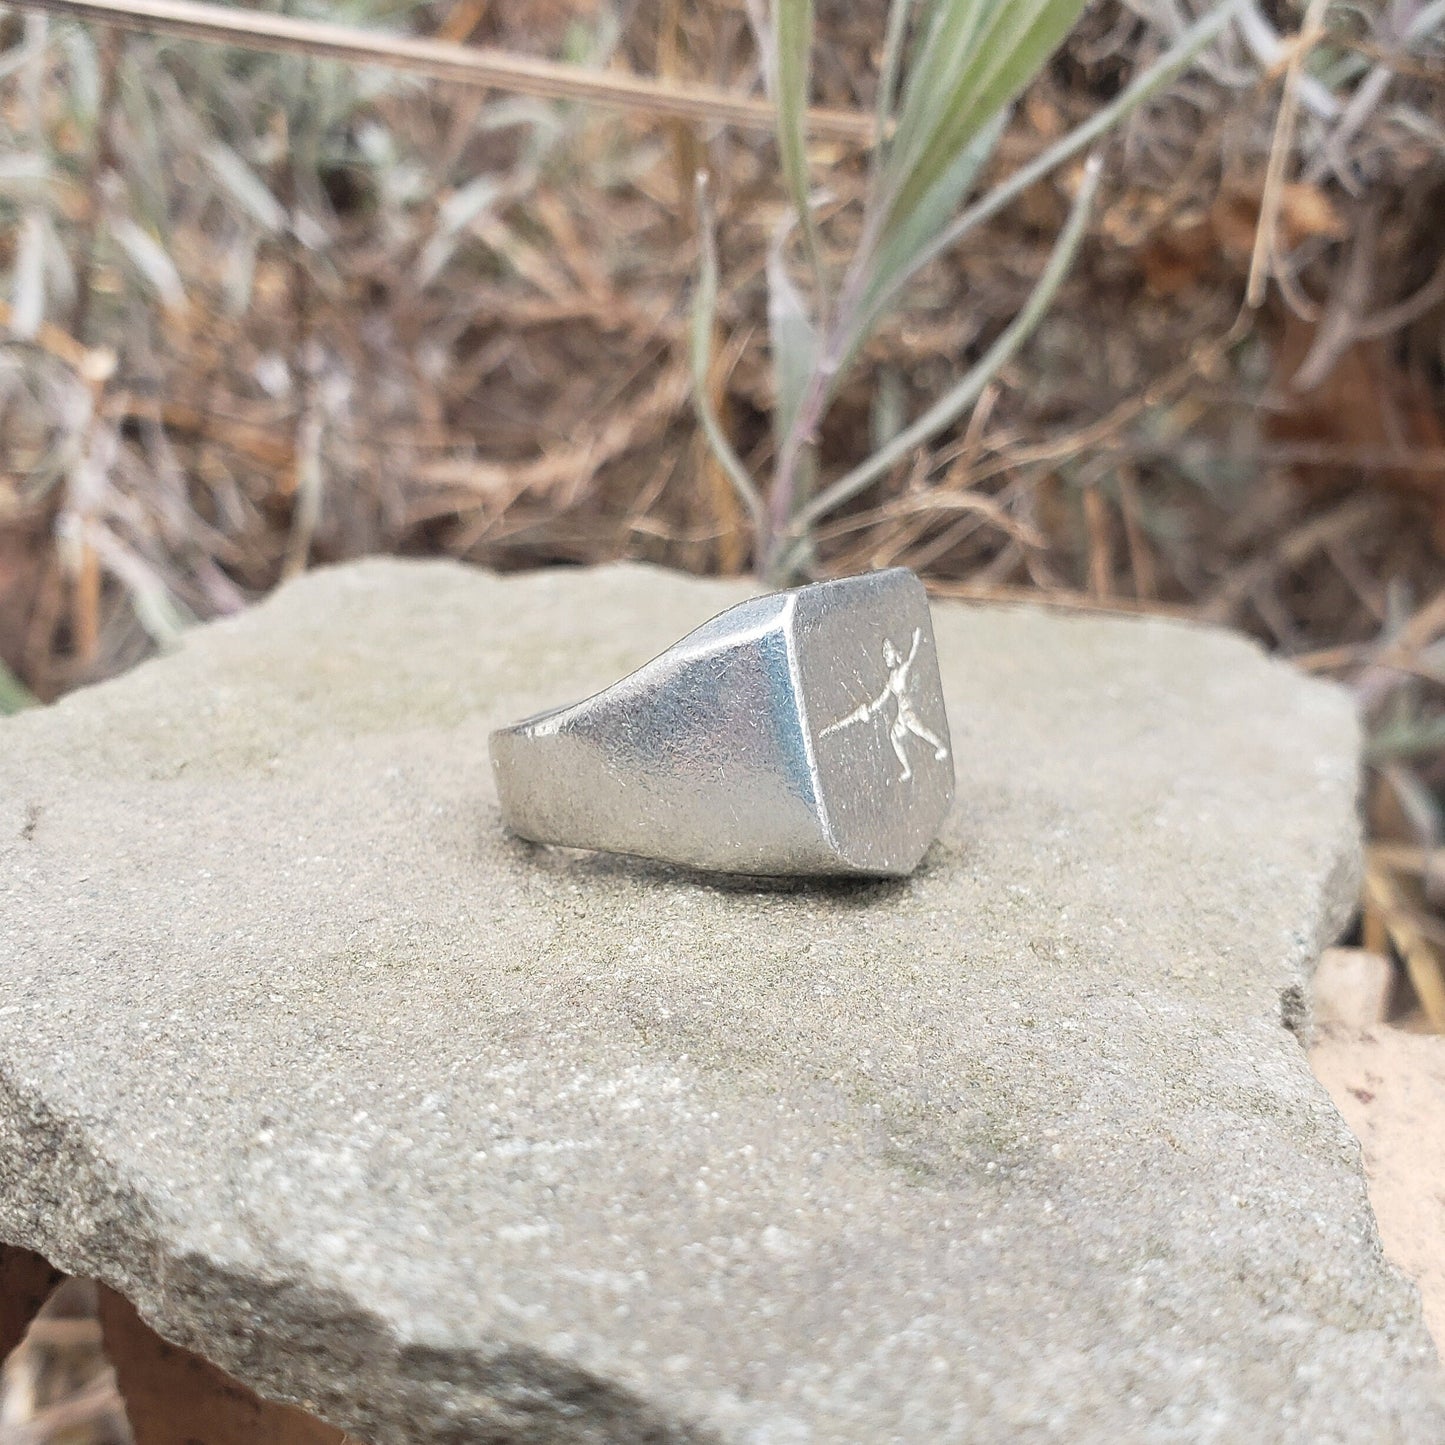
(489, 568, 954, 877)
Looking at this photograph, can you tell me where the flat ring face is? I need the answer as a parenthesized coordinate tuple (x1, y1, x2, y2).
(489, 568, 955, 877)
(794, 571, 954, 873)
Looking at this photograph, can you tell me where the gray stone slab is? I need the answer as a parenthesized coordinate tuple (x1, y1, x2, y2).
(0, 559, 1440, 1443)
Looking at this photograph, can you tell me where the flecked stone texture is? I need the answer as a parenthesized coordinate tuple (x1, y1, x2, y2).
(1, 560, 1440, 1442)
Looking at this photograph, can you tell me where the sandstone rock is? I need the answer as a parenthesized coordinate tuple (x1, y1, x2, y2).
(1, 560, 1440, 1442)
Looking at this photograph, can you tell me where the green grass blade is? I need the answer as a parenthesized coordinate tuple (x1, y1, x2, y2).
(883, 0, 989, 194)
(915, 0, 1084, 171)
(863, 108, 1005, 320)
(858, 1, 1243, 337)
(771, 0, 826, 295)
(766, 220, 820, 454)
(826, 110, 1005, 388)
(785, 153, 1103, 549)
(0, 660, 37, 716)
(884, 0, 1087, 233)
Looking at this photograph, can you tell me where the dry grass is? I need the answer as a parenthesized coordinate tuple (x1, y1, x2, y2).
(0, 1280, 131, 1445)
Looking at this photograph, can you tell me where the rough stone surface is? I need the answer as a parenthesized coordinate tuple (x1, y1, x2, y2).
(0, 559, 1440, 1443)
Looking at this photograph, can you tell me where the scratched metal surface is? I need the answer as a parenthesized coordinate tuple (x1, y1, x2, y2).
(490, 570, 953, 875)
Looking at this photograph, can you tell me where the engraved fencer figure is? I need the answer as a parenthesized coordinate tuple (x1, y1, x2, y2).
(821, 628, 950, 783)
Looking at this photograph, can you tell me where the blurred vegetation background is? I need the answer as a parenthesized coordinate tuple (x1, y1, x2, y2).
(2, 0, 1445, 993)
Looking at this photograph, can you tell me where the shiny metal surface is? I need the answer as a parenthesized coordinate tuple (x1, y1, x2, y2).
(489, 569, 954, 876)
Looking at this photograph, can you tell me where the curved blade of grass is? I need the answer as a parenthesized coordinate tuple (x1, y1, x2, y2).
(818, 111, 1005, 401)
(883, 0, 987, 185)
(776, 110, 1004, 465)
(766, 217, 819, 454)
(856, 1, 1242, 343)
(782, 152, 1102, 558)
(883, 0, 1087, 236)
(904, 0, 1084, 189)
(690, 172, 765, 533)
(1405, 0, 1445, 43)
(769, 0, 826, 297)
(862, 107, 1005, 325)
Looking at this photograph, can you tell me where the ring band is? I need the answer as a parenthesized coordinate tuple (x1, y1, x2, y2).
(489, 568, 954, 876)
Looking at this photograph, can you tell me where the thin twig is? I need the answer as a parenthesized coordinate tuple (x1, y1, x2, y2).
(9, 0, 875, 140)
(690, 173, 766, 535)
(69, 26, 122, 346)
(1246, 0, 1329, 309)
(926, 578, 1193, 619)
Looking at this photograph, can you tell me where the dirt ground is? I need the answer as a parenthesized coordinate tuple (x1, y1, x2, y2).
(1311, 1020, 1445, 1356)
